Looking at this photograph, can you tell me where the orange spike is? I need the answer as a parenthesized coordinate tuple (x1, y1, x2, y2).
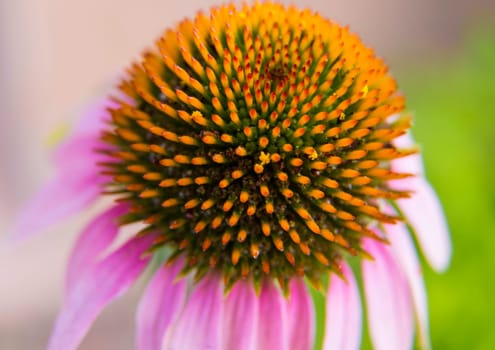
(177, 177, 193, 186)
(237, 229, 247, 242)
(250, 243, 260, 258)
(223, 199, 234, 212)
(235, 146, 248, 156)
(262, 222, 271, 236)
(306, 220, 321, 234)
(184, 198, 200, 209)
(282, 188, 294, 198)
(282, 144, 293, 152)
(211, 216, 223, 229)
(247, 205, 256, 216)
(320, 202, 337, 213)
(321, 229, 335, 241)
(265, 201, 274, 214)
(139, 189, 160, 198)
(222, 232, 232, 245)
(201, 199, 216, 210)
(194, 176, 210, 185)
(341, 169, 360, 178)
(289, 230, 301, 244)
(127, 165, 148, 173)
(254, 163, 264, 174)
(194, 221, 207, 233)
(240, 191, 249, 203)
(290, 158, 303, 167)
(219, 179, 230, 188)
(273, 237, 284, 251)
(260, 184, 269, 197)
(299, 242, 311, 255)
(202, 238, 212, 251)
(162, 198, 179, 208)
(143, 172, 162, 181)
(191, 157, 209, 165)
(228, 212, 240, 226)
(337, 210, 355, 221)
(232, 248, 241, 265)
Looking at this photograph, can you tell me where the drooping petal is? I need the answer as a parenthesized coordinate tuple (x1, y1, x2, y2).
(52, 134, 114, 173)
(392, 132, 424, 175)
(362, 237, 414, 350)
(256, 280, 288, 350)
(221, 280, 259, 350)
(287, 278, 315, 350)
(386, 221, 431, 350)
(9, 97, 118, 244)
(65, 203, 129, 296)
(47, 233, 155, 350)
(391, 133, 452, 272)
(323, 262, 362, 350)
(136, 259, 187, 350)
(396, 177, 451, 272)
(71, 95, 116, 136)
(9, 173, 103, 243)
(164, 273, 223, 350)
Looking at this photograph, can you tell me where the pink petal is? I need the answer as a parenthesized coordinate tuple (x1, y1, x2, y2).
(65, 203, 129, 296)
(287, 278, 315, 350)
(136, 259, 187, 350)
(47, 233, 155, 350)
(257, 280, 288, 350)
(396, 177, 452, 272)
(221, 280, 259, 350)
(72, 95, 119, 136)
(391, 133, 452, 272)
(9, 94, 121, 244)
(386, 222, 431, 350)
(164, 273, 223, 350)
(362, 238, 414, 350)
(323, 262, 362, 350)
(9, 173, 103, 244)
(52, 134, 114, 173)
(392, 132, 424, 175)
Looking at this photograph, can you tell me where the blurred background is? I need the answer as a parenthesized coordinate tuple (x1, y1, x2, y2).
(1, 0, 494, 349)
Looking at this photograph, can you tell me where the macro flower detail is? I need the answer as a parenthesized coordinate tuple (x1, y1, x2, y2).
(10, 2, 451, 350)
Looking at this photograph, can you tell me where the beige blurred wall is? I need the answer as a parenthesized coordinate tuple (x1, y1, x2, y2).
(1, 0, 494, 349)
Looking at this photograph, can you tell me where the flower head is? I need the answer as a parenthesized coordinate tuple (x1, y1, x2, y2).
(11, 2, 451, 350)
(103, 2, 411, 291)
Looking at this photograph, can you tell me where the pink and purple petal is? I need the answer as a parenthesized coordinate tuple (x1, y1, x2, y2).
(9, 173, 103, 244)
(393, 132, 424, 175)
(9, 97, 118, 244)
(47, 233, 155, 350)
(397, 178, 452, 272)
(362, 238, 414, 350)
(71, 95, 117, 136)
(221, 280, 259, 350)
(391, 133, 452, 272)
(386, 221, 431, 349)
(256, 280, 288, 350)
(65, 203, 129, 296)
(136, 258, 187, 350)
(52, 96, 120, 175)
(52, 134, 114, 173)
(287, 278, 315, 350)
(323, 262, 362, 350)
(163, 273, 223, 350)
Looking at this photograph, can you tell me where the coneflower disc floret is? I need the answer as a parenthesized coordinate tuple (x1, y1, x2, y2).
(102, 2, 414, 290)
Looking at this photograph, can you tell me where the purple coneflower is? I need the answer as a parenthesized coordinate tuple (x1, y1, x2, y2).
(11, 3, 451, 350)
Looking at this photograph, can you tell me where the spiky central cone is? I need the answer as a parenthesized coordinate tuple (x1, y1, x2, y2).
(102, 3, 414, 289)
